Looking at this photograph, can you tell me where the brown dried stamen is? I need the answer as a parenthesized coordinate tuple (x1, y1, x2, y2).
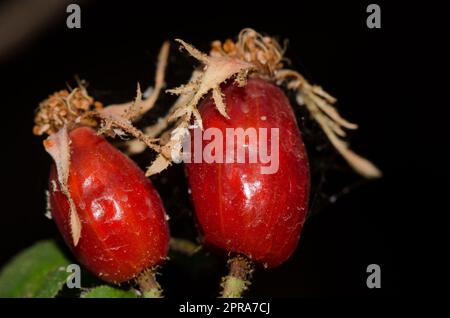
(33, 87, 102, 136)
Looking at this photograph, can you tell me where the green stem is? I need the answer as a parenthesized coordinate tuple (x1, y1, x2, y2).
(220, 255, 254, 298)
(169, 237, 201, 256)
(137, 268, 163, 298)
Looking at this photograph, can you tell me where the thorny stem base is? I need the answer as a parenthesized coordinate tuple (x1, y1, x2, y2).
(220, 255, 254, 298)
(137, 268, 163, 298)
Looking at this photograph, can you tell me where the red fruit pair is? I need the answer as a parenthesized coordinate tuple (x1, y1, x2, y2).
(47, 78, 308, 283)
(41, 30, 380, 298)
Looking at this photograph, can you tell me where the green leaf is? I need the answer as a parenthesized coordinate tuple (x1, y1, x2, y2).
(35, 266, 72, 298)
(0, 240, 71, 298)
(81, 285, 137, 298)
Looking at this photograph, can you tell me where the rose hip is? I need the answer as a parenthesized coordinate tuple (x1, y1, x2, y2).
(186, 79, 310, 268)
(49, 127, 169, 283)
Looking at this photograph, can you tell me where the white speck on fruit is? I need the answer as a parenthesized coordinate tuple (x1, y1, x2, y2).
(82, 175, 94, 189)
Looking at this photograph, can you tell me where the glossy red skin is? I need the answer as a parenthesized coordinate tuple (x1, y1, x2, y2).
(49, 127, 169, 283)
(186, 79, 310, 268)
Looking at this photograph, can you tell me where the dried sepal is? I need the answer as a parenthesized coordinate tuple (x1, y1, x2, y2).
(100, 83, 143, 120)
(36, 42, 173, 182)
(43, 126, 82, 246)
(300, 92, 382, 178)
(35, 41, 169, 139)
(146, 154, 171, 177)
(128, 84, 143, 120)
(101, 41, 170, 119)
(141, 39, 256, 172)
(274, 68, 382, 178)
(91, 111, 161, 153)
(207, 28, 382, 178)
(124, 30, 381, 179)
(127, 39, 249, 159)
(212, 87, 230, 119)
(140, 41, 170, 114)
(166, 39, 254, 128)
(88, 42, 171, 165)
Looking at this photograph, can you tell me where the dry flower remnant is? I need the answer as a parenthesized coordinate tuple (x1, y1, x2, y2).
(33, 87, 102, 136)
(141, 28, 380, 179)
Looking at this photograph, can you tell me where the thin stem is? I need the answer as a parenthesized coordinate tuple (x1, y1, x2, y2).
(220, 255, 254, 298)
(137, 268, 163, 298)
(169, 237, 201, 256)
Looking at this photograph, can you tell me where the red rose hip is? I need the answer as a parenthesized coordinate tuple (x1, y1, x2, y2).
(186, 79, 310, 268)
(48, 127, 169, 283)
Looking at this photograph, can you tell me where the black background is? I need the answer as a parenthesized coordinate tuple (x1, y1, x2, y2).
(0, 0, 447, 299)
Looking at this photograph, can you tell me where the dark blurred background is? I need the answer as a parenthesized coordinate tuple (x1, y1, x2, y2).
(0, 0, 447, 298)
